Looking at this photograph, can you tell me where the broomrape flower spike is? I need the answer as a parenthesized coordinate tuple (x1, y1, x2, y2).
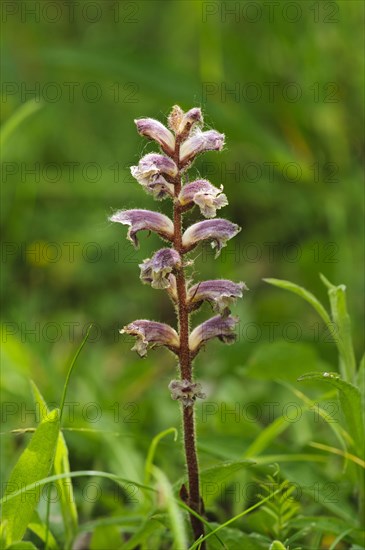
(110, 105, 245, 548)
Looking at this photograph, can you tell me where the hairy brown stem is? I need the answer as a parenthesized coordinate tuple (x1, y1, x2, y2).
(173, 140, 205, 547)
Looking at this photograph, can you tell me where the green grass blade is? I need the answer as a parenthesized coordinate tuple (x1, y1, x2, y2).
(244, 416, 289, 459)
(0, 470, 156, 506)
(144, 427, 178, 484)
(152, 467, 188, 550)
(59, 324, 93, 423)
(0, 99, 42, 148)
(188, 488, 281, 549)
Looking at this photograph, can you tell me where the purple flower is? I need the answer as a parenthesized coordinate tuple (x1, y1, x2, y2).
(139, 248, 182, 289)
(180, 129, 225, 165)
(187, 280, 247, 315)
(178, 179, 228, 218)
(109, 209, 174, 248)
(121, 320, 179, 357)
(135, 118, 175, 155)
(168, 379, 206, 407)
(131, 153, 178, 200)
(168, 105, 204, 138)
(189, 315, 239, 354)
(182, 219, 241, 257)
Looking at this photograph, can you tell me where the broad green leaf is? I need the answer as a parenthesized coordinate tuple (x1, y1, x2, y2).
(269, 542, 287, 550)
(2, 409, 60, 546)
(357, 354, 365, 397)
(263, 278, 331, 326)
(153, 467, 188, 550)
(207, 524, 266, 550)
(298, 372, 364, 456)
(90, 525, 122, 549)
(320, 274, 356, 382)
(28, 511, 59, 550)
(291, 516, 363, 541)
(5, 543, 38, 550)
(30, 381, 78, 542)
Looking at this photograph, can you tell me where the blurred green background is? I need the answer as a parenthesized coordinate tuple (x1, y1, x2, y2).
(1, 0, 364, 535)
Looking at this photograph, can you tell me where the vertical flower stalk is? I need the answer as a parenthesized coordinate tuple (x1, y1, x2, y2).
(110, 106, 245, 546)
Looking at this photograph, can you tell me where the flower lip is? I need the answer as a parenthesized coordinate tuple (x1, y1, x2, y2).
(131, 153, 178, 200)
(135, 118, 175, 155)
(189, 314, 239, 354)
(121, 320, 179, 357)
(179, 129, 225, 165)
(109, 209, 174, 248)
(178, 179, 228, 218)
(139, 248, 182, 289)
(187, 280, 247, 315)
(182, 218, 241, 257)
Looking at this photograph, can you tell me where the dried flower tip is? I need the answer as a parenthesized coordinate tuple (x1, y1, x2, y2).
(180, 129, 225, 165)
(178, 179, 228, 218)
(189, 315, 239, 354)
(182, 219, 241, 257)
(168, 105, 203, 136)
(135, 118, 175, 155)
(167, 105, 184, 133)
(139, 248, 182, 289)
(131, 154, 177, 200)
(121, 320, 179, 357)
(109, 209, 174, 248)
(187, 280, 247, 316)
(168, 379, 206, 407)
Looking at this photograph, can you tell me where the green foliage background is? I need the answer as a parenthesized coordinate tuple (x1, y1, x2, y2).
(1, 0, 364, 547)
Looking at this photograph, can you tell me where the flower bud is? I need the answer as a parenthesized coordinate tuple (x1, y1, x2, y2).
(182, 219, 241, 257)
(189, 315, 239, 354)
(179, 129, 225, 165)
(178, 179, 228, 218)
(168, 105, 204, 139)
(121, 320, 179, 357)
(168, 379, 206, 407)
(139, 248, 182, 289)
(187, 280, 247, 316)
(135, 118, 175, 155)
(131, 153, 178, 200)
(109, 209, 174, 248)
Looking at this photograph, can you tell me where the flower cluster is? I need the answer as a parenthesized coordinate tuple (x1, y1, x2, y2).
(110, 105, 246, 398)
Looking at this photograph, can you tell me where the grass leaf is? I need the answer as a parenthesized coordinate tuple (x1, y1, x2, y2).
(144, 427, 178, 484)
(320, 274, 357, 382)
(263, 278, 331, 326)
(298, 372, 364, 456)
